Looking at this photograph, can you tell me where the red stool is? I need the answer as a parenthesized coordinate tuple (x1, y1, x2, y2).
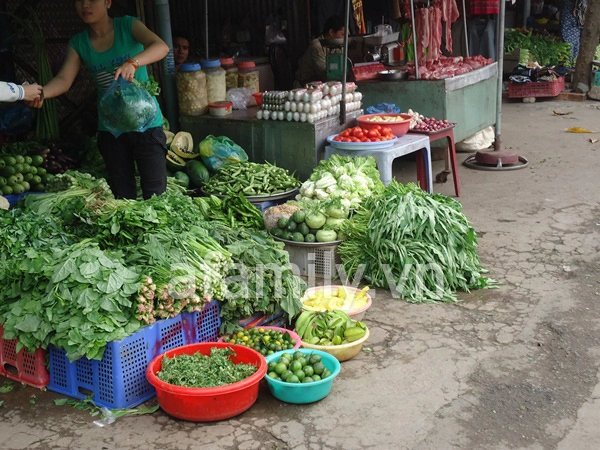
(411, 125, 460, 197)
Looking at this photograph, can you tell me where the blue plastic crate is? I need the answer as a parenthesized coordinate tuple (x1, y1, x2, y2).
(4, 191, 44, 208)
(47, 300, 220, 409)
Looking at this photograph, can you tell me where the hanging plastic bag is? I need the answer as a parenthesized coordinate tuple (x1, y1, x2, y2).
(98, 77, 157, 137)
(199, 134, 248, 172)
(365, 103, 401, 114)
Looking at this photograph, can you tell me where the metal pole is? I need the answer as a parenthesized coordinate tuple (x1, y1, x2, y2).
(204, 0, 209, 59)
(462, 0, 469, 57)
(154, 0, 178, 132)
(494, 0, 506, 150)
(340, 0, 351, 125)
(410, 0, 419, 79)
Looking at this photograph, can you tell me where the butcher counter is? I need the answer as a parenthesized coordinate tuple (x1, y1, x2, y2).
(358, 63, 498, 143)
(180, 109, 362, 181)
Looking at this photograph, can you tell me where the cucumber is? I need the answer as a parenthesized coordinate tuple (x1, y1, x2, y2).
(291, 232, 305, 242)
(298, 222, 310, 236)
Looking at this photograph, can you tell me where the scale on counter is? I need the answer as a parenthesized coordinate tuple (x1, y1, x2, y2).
(321, 38, 348, 81)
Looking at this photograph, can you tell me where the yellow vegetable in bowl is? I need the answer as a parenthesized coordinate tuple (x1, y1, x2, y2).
(302, 286, 370, 312)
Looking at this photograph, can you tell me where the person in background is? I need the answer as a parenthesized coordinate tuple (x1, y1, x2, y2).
(31, 0, 170, 200)
(172, 30, 190, 71)
(295, 15, 345, 87)
(561, 0, 587, 62)
(0, 81, 42, 102)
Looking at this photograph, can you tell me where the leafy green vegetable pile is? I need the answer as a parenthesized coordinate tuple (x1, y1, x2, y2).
(338, 182, 494, 303)
(504, 29, 572, 67)
(296, 155, 383, 208)
(0, 172, 304, 360)
(157, 347, 257, 388)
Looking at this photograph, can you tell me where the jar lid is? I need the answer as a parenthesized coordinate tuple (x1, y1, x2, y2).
(201, 59, 222, 68)
(209, 101, 233, 108)
(237, 61, 256, 69)
(220, 57, 235, 65)
(179, 63, 201, 72)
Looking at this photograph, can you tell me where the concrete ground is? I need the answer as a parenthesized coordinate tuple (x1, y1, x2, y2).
(1, 99, 599, 450)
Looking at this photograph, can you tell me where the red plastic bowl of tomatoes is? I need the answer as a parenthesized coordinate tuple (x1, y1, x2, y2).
(357, 113, 411, 137)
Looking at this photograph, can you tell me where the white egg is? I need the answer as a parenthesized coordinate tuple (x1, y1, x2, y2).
(277, 111, 284, 120)
(290, 102, 297, 112)
(297, 102, 304, 113)
(303, 92, 310, 103)
(286, 111, 293, 121)
(293, 112, 300, 121)
(307, 113, 315, 123)
(263, 110, 270, 120)
(256, 109, 263, 120)
(300, 112, 307, 122)
(284, 101, 290, 111)
(310, 103, 318, 114)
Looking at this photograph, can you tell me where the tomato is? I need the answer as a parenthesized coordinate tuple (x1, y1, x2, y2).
(333, 135, 342, 141)
(340, 130, 350, 138)
(350, 136, 360, 142)
(367, 130, 379, 138)
(373, 124, 382, 131)
(360, 137, 370, 142)
(352, 126, 362, 135)
(352, 129, 364, 138)
(381, 127, 393, 137)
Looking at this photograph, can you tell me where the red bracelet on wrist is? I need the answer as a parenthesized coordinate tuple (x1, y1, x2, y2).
(126, 58, 140, 70)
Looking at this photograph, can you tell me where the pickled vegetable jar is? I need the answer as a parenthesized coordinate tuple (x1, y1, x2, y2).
(220, 57, 239, 91)
(202, 59, 226, 103)
(237, 61, 260, 94)
(176, 63, 208, 116)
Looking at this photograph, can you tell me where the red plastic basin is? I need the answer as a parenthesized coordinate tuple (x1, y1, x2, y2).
(146, 342, 267, 422)
(357, 113, 411, 137)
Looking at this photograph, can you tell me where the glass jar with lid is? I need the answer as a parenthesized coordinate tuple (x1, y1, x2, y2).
(220, 57, 238, 91)
(237, 61, 260, 94)
(176, 63, 208, 116)
(202, 59, 227, 103)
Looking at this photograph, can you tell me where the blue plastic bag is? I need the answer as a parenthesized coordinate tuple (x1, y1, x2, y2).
(98, 77, 157, 137)
(0, 103, 34, 135)
(365, 103, 402, 115)
(199, 135, 248, 172)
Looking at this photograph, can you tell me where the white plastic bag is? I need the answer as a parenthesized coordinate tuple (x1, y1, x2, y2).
(456, 126, 495, 152)
(226, 87, 254, 110)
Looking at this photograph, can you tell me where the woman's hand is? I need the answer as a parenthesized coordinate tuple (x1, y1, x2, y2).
(114, 60, 138, 82)
(22, 83, 43, 102)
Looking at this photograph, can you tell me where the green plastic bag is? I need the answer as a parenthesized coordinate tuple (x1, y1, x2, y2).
(199, 135, 248, 172)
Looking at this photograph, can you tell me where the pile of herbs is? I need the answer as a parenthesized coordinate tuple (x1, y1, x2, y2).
(338, 182, 493, 303)
(157, 347, 257, 388)
(504, 28, 572, 67)
(208, 223, 306, 333)
(0, 172, 306, 359)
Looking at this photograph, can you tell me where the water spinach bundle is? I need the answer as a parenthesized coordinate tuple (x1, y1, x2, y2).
(338, 182, 493, 303)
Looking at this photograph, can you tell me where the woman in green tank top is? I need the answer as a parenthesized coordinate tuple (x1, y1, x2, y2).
(30, 0, 170, 200)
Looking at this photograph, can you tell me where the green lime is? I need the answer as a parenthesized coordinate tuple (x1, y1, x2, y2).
(293, 369, 305, 381)
(281, 370, 294, 381)
(302, 376, 314, 383)
(313, 362, 325, 375)
(268, 372, 279, 379)
(296, 357, 307, 367)
(322, 368, 332, 379)
(303, 365, 314, 377)
(290, 360, 303, 372)
(14, 155, 24, 164)
(292, 351, 304, 360)
(309, 354, 322, 365)
(312, 374, 321, 381)
(286, 374, 300, 383)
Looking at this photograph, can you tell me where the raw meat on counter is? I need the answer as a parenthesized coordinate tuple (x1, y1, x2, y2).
(401, 55, 493, 80)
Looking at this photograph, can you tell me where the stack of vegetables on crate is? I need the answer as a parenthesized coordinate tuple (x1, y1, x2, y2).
(0, 171, 306, 361)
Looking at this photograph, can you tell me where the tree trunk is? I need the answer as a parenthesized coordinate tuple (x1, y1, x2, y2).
(573, 0, 600, 91)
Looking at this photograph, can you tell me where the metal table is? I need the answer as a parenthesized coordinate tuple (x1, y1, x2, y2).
(324, 134, 433, 192)
(358, 64, 498, 143)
